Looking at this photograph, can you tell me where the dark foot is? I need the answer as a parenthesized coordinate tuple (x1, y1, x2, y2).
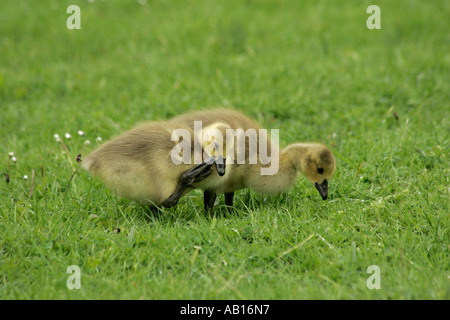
(225, 192, 234, 212)
(204, 191, 217, 217)
(162, 159, 214, 208)
(180, 157, 215, 188)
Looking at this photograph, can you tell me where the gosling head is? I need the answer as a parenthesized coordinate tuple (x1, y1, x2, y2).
(300, 145, 336, 200)
(201, 122, 233, 177)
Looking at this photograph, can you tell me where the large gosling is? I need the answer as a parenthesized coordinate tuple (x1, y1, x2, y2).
(82, 109, 336, 214)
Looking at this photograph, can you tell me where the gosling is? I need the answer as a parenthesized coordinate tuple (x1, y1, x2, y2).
(82, 109, 336, 214)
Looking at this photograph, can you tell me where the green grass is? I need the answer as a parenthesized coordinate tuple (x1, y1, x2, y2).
(0, 0, 449, 299)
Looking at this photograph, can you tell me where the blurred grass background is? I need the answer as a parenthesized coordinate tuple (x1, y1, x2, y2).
(0, 0, 448, 299)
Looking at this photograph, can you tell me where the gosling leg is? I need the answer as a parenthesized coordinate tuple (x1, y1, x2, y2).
(203, 191, 217, 217)
(224, 192, 234, 212)
(161, 159, 214, 208)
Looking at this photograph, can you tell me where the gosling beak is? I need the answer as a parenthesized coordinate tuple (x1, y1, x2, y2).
(215, 156, 226, 176)
(314, 179, 328, 200)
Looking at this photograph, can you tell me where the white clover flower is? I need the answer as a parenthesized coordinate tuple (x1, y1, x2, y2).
(65, 133, 71, 139)
(54, 133, 61, 142)
(11, 156, 17, 163)
(84, 140, 91, 145)
(8, 152, 14, 157)
(96, 136, 102, 142)
(23, 175, 28, 180)
(78, 130, 84, 136)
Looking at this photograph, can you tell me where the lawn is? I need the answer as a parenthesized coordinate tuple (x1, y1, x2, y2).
(0, 0, 448, 300)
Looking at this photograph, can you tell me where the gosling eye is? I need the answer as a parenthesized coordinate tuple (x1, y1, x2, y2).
(317, 167, 324, 174)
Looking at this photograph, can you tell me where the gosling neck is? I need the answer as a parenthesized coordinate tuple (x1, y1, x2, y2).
(282, 143, 314, 174)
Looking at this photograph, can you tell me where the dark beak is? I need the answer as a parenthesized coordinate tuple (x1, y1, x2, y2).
(315, 179, 328, 200)
(215, 156, 226, 176)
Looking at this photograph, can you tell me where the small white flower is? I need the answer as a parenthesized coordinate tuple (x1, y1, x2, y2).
(77, 130, 84, 136)
(84, 140, 91, 145)
(23, 175, 28, 180)
(96, 136, 102, 142)
(65, 133, 71, 139)
(8, 152, 14, 157)
(11, 156, 17, 163)
(54, 133, 61, 142)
